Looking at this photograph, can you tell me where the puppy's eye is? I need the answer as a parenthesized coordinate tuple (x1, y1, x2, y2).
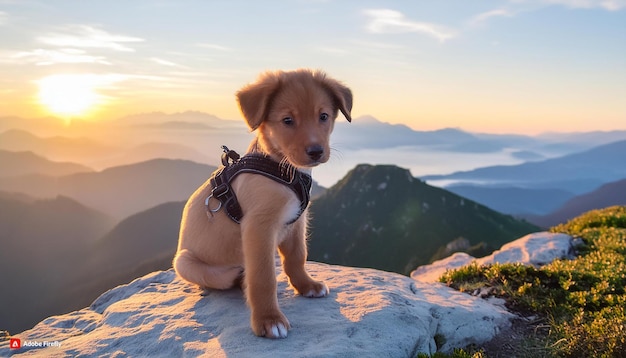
(319, 113, 329, 122)
(282, 117, 294, 126)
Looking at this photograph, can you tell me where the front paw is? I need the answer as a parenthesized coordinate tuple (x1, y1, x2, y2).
(251, 311, 291, 339)
(297, 280, 329, 298)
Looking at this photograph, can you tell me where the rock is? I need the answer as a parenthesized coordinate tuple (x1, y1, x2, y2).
(411, 252, 475, 283)
(477, 232, 575, 266)
(2, 262, 512, 357)
(412, 231, 575, 283)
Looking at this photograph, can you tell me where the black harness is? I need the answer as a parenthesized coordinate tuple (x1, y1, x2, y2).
(205, 146, 312, 225)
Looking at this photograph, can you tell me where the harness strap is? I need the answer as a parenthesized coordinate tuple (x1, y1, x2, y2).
(206, 153, 312, 225)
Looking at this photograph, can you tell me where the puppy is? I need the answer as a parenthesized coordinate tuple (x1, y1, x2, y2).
(173, 69, 352, 339)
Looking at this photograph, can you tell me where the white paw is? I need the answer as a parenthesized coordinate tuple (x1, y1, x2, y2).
(304, 283, 329, 298)
(269, 323, 288, 339)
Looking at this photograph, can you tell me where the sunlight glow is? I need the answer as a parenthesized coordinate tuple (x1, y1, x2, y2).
(36, 74, 122, 119)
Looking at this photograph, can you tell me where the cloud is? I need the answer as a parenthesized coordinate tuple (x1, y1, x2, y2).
(511, 0, 626, 10)
(363, 9, 456, 42)
(150, 57, 186, 68)
(38, 25, 144, 52)
(546, 0, 626, 10)
(470, 9, 514, 26)
(11, 48, 111, 66)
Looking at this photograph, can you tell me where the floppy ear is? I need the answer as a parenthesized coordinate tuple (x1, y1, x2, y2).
(236, 71, 282, 130)
(320, 76, 353, 123)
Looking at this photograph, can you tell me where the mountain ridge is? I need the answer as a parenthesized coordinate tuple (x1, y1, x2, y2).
(422, 140, 626, 194)
(308, 164, 539, 274)
(524, 178, 626, 227)
(0, 158, 217, 219)
(0, 149, 93, 177)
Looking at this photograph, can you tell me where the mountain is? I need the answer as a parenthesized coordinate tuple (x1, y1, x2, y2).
(117, 111, 244, 129)
(0, 159, 217, 219)
(422, 140, 626, 194)
(0, 193, 116, 333)
(537, 130, 626, 146)
(54, 201, 185, 321)
(308, 164, 539, 275)
(0, 129, 114, 163)
(86, 201, 183, 276)
(91, 142, 212, 169)
(331, 115, 616, 155)
(445, 185, 575, 216)
(0, 124, 250, 171)
(132, 121, 216, 130)
(0, 115, 67, 134)
(525, 178, 626, 228)
(332, 116, 501, 151)
(0, 150, 93, 177)
(0, 197, 181, 334)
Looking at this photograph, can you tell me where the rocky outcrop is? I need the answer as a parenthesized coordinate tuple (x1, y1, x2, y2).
(411, 232, 576, 283)
(2, 262, 512, 357)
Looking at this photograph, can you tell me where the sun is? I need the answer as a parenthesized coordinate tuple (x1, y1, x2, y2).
(37, 74, 105, 119)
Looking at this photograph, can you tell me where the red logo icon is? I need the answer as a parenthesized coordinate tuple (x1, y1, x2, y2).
(9, 338, 21, 349)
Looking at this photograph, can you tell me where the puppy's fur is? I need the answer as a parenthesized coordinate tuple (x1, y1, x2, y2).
(173, 69, 352, 339)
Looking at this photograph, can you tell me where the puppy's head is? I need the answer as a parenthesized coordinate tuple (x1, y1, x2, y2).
(236, 69, 352, 168)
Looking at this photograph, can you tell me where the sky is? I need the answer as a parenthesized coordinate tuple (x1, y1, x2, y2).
(0, 0, 625, 134)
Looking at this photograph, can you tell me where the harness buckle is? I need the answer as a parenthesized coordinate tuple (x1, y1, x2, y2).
(205, 194, 222, 213)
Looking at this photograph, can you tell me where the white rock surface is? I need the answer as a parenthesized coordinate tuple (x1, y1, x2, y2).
(2, 262, 512, 357)
(411, 252, 476, 283)
(412, 231, 575, 283)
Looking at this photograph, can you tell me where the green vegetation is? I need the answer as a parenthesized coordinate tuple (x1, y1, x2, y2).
(439, 206, 626, 357)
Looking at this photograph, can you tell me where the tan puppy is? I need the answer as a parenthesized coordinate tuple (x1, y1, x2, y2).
(173, 69, 352, 339)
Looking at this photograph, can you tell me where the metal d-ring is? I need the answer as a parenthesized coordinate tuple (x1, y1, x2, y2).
(205, 194, 222, 213)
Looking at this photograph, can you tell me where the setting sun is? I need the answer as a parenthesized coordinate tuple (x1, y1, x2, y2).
(37, 74, 105, 118)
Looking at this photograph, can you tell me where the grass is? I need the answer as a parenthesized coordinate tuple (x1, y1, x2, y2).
(436, 206, 626, 358)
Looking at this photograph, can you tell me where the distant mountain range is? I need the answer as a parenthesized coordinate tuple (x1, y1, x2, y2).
(7, 113, 625, 174)
(0, 129, 113, 164)
(92, 142, 212, 169)
(0, 129, 215, 169)
(116, 111, 245, 129)
(0, 158, 216, 219)
(524, 178, 626, 228)
(333, 115, 626, 155)
(446, 186, 575, 216)
(308, 164, 539, 275)
(0, 149, 93, 177)
(333, 116, 481, 150)
(423, 140, 626, 194)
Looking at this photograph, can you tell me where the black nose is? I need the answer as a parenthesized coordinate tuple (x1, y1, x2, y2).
(306, 145, 324, 161)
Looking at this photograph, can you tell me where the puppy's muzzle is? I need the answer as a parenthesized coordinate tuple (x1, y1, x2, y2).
(305, 145, 324, 162)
